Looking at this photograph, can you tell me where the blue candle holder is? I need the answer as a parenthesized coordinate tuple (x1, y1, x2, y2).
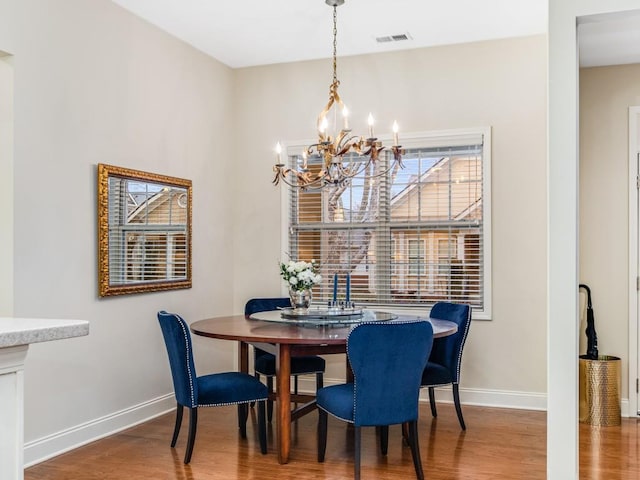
(345, 273, 350, 303)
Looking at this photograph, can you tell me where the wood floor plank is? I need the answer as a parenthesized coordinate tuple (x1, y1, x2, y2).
(24, 404, 640, 479)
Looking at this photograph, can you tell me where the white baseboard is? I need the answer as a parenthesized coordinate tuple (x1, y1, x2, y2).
(425, 385, 547, 411)
(300, 376, 548, 411)
(298, 376, 634, 416)
(24, 393, 175, 467)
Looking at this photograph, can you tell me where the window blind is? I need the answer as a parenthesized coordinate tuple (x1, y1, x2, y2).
(287, 130, 487, 310)
(107, 178, 189, 285)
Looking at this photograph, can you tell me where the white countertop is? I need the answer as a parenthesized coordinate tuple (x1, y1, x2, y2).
(0, 317, 89, 348)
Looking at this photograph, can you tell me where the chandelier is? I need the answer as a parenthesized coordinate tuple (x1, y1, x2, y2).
(272, 0, 403, 190)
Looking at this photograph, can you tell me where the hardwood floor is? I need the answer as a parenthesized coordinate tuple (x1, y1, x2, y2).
(25, 403, 639, 479)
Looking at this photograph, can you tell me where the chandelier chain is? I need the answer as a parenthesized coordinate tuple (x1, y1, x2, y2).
(332, 6, 338, 84)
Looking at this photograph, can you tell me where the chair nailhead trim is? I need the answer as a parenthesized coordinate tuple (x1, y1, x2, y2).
(317, 404, 354, 424)
(454, 308, 472, 383)
(199, 398, 268, 408)
(255, 369, 324, 376)
(175, 314, 197, 408)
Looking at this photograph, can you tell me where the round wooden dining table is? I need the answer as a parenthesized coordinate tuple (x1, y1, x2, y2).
(190, 313, 457, 464)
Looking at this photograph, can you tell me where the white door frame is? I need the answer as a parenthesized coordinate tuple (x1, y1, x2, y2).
(628, 106, 640, 417)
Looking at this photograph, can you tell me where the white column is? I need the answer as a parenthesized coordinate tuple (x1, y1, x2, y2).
(0, 346, 28, 480)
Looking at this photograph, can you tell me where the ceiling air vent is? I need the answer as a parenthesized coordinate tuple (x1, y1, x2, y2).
(375, 32, 412, 43)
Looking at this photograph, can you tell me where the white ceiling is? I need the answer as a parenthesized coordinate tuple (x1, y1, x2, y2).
(109, 1, 640, 69)
(110, 0, 548, 68)
(579, 12, 640, 68)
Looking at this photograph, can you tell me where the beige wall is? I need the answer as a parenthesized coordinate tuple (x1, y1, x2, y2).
(0, 0, 237, 459)
(233, 36, 548, 396)
(579, 63, 640, 399)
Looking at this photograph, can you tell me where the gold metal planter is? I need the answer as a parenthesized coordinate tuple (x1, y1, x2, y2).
(579, 355, 621, 426)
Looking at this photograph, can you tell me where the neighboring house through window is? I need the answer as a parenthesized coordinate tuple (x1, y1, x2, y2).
(284, 127, 491, 317)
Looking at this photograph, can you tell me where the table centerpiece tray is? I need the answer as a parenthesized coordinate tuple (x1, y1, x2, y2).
(249, 308, 397, 327)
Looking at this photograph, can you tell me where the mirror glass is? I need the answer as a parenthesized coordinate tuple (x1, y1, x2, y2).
(98, 164, 192, 297)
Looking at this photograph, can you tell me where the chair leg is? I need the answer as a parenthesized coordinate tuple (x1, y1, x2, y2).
(453, 383, 466, 430)
(407, 420, 425, 480)
(401, 421, 409, 445)
(267, 376, 274, 423)
(379, 425, 389, 455)
(184, 407, 198, 464)
(258, 400, 267, 454)
(238, 403, 248, 438)
(317, 409, 328, 462)
(428, 386, 437, 417)
(171, 403, 183, 447)
(294, 375, 299, 395)
(354, 426, 361, 480)
(316, 372, 323, 390)
(251, 372, 260, 408)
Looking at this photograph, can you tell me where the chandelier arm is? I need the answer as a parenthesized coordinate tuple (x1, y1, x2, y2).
(272, 167, 289, 186)
(335, 129, 348, 148)
(323, 151, 335, 171)
(273, 164, 325, 189)
(336, 133, 360, 152)
(371, 156, 404, 180)
(335, 158, 367, 180)
(355, 151, 404, 180)
(392, 146, 405, 167)
(307, 142, 325, 152)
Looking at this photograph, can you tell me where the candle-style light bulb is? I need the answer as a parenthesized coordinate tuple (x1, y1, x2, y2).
(342, 106, 349, 130)
(302, 149, 308, 169)
(275, 142, 282, 165)
(392, 121, 399, 146)
(367, 113, 375, 139)
(319, 116, 328, 136)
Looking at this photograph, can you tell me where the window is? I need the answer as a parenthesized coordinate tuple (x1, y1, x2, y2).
(284, 128, 491, 315)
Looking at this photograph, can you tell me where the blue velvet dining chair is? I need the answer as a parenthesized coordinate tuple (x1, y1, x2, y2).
(245, 298, 326, 422)
(422, 301, 472, 430)
(317, 320, 434, 480)
(157, 311, 268, 464)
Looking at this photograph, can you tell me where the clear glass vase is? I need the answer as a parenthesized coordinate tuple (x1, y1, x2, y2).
(289, 288, 312, 311)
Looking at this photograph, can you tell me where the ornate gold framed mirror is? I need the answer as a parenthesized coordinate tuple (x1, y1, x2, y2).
(97, 164, 192, 297)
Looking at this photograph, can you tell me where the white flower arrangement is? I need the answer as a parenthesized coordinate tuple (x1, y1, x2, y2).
(279, 259, 322, 292)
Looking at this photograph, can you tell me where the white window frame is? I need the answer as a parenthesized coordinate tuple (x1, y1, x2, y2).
(280, 126, 492, 320)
